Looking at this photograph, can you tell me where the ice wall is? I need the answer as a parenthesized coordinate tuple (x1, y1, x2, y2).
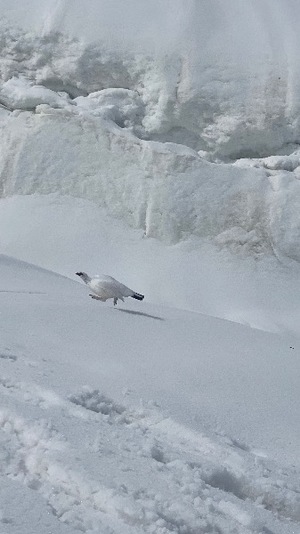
(1, 102, 300, 261)
(1, 0, 300, 157)
(1, 1, 300, 260)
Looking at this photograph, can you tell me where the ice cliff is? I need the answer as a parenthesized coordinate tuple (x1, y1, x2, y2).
(1, 0, 300, 259)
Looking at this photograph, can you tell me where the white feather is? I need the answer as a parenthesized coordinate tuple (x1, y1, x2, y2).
(76, 272, 144, 305)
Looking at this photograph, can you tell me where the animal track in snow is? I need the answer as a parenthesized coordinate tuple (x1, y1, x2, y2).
(0, 352, 17, 362)
(68, 387, 135, 424)
(204, 468, 246, 500)
(69, 388, 300, 526)
(202, 465, 300, 522)
(0, 380, 299, 533)
(68, 387, 126, 416)
(149, 442, 169, 464)
(0, 411, 125, 533)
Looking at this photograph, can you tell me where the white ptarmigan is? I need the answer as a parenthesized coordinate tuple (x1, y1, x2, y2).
(76, 272, 144, 306)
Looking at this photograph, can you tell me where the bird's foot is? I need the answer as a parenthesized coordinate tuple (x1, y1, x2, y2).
(113, 298, 118, 306)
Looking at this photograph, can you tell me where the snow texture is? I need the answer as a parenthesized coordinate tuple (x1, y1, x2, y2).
(1, 2, 300, 258)
(1, 3, 300, 532)
(0, 255, 299, 534)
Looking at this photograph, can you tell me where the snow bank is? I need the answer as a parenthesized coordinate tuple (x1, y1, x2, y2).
(1, 1, 300, 259)
(0, 77, 70, 110)
(1, 102, 300, 260)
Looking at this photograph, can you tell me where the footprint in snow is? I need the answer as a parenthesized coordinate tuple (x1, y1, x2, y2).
(0, 352, 17, 362)
(0, 347, 18, 362)
(68, 388, 126, 418)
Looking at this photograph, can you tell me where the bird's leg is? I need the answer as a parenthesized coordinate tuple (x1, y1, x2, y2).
(113, 297, 118, 306)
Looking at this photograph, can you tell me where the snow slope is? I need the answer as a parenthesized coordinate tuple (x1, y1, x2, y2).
(0, 254, 299, 533)
(2, 193, 300, 336)
(1, 4, 300, 531)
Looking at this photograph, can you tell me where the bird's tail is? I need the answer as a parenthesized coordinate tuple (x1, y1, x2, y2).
(131, 292, 144, 301)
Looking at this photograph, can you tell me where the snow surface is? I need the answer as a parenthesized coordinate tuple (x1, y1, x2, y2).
(0, 254, 300, 534)
(1, 0, 300, 157)
(1, 1, 300, 532)
(1, 2, 300, 256)
(2, 84, 300, 261)
(3, 193, 300, 335)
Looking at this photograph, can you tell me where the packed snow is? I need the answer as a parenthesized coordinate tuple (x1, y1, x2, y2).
(1, 1, 300, 532)
(2, 85, 300, 260)
(0, 254, 300, 534)
(1, 2, 300, 255)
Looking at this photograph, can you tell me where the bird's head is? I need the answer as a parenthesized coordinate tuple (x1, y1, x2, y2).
(75, 272, 90, 284)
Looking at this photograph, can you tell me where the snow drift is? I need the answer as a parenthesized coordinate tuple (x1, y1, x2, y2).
(1, 0, 300, 259)
(1, 96, 300, 260)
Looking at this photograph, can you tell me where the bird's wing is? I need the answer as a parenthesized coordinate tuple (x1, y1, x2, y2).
(90, 276, 134, 298)
(102, 277, 134, 297)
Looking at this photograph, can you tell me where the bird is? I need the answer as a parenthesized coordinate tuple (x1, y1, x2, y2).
(76, 272, 144, 306)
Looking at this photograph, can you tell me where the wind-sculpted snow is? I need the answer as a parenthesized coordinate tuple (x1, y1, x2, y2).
(1, 1, 300, 156)
(1, 101, 300, 260)
(1, 2, 300, 259)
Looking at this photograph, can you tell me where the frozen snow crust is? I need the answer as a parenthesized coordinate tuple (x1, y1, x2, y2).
(1, 1, 300, 258)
